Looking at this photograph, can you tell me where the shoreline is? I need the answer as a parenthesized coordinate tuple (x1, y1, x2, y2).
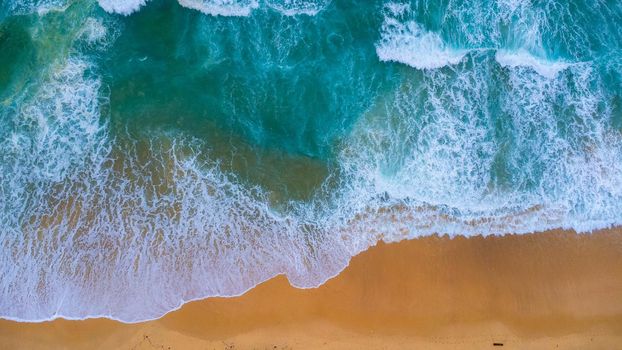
(1, 229, 622, 349)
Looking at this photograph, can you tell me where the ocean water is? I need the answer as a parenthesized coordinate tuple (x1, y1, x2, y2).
(1, 0, 621, 322)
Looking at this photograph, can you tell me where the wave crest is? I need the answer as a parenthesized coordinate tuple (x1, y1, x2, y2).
(495, 49, 571, 78)
(177, 0, 259, 17)
(97, 0, 149, 15)
(376, 4, 466, 69)
(96, 0, 328, 16)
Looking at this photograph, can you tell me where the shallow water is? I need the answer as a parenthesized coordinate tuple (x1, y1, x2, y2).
(1, 0, 622, 322)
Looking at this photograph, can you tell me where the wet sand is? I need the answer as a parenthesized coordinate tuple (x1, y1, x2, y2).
(1, 229, 622, 349)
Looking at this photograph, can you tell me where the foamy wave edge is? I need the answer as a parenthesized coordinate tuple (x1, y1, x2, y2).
(97, 0, 328, 16)
(3, 222, 620, 325)
(374, 1, 576, 78)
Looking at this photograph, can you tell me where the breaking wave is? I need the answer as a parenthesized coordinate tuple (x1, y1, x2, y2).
(96, 0, 330, 16)
(375, 3, 467, 69)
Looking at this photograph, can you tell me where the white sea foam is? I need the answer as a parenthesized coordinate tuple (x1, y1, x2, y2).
(78, 18, 109, 43)
(0, 0, 73, 19)
(373, 1, 562, 74)
(265, 0, 330, 16)
(495, 49, 571, 78)
(97, 0, 149, 15)
(1, 59, 105, 184)
(376, 9, 467, 70)
(94, 0, 326, 17)
(2, 0, 69, 16)
(75, 17, 122, 51)
(177, 0, 259, 16)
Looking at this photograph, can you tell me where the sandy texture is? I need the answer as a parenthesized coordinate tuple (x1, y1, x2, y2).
(1, 229, 622, 349)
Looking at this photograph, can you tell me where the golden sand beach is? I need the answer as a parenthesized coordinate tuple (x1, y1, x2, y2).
(1, 229, 621, 349)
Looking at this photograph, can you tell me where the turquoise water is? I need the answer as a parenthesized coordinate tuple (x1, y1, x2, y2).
(1, 0, 622, 322)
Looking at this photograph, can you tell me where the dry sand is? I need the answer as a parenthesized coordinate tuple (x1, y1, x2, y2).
(1, 229, 622, 349)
